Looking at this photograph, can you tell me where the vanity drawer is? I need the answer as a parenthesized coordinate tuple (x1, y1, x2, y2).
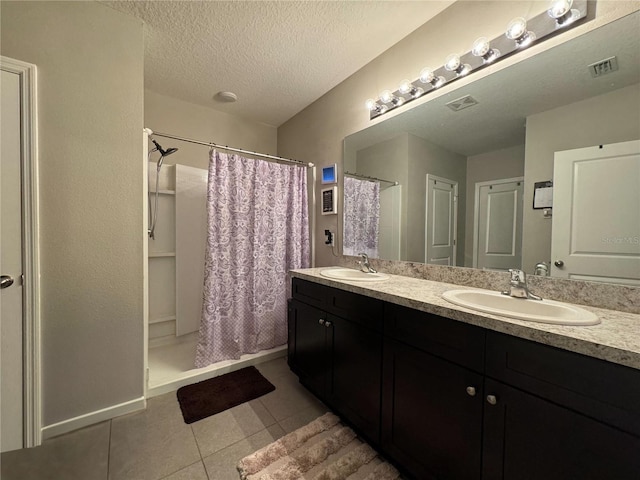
(486, 331, 640, 436)
(291, 278, 331, 310)
(291, 278, 383, 331)
(384, 303, 485, 371)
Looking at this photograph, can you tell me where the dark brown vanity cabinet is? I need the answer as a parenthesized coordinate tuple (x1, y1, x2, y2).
(482, 332, 640, 480)
(288, 278, 383, 444)
(382, 303, 486, 480)
(288, 278, 640, 480)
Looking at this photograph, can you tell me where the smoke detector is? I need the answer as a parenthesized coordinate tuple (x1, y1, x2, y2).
(215, 91, 238, 103)
(445, 95, 479, 112)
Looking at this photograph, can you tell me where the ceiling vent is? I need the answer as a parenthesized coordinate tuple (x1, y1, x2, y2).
(588, 56, 618, 78)
(446, 95, 479, 112)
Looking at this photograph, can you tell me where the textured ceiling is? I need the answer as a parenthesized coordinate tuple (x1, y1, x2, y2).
(101, 1, 454, 127)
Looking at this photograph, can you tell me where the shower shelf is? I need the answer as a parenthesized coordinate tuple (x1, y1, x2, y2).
(150, 189, 175, 195)
(149, 314, 176, 325)
(149, 252, 176, 258)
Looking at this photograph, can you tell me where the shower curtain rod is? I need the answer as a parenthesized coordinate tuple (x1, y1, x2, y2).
(345, 171, 399, 186)
(145, 129, 314, 168)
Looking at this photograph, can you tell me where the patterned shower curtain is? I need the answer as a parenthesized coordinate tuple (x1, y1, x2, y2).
(195, 150, 310, 367)
(343, 176, 380, 258)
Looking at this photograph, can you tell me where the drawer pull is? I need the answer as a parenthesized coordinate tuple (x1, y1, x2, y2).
(318, 319, 325, 325)
(324, 321, 332, 328)
(466, 386, 476, 397)
(486, 395, 498, 405)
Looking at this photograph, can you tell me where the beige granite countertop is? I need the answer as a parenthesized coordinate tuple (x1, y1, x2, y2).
(291, 268, 640, 371)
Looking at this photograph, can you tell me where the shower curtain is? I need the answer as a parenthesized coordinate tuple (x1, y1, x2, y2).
(195, 150, 310, 367)
(343, 176, 380, 258)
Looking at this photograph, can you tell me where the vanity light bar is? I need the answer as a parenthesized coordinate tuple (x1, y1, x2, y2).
(366, 0, 587, 120)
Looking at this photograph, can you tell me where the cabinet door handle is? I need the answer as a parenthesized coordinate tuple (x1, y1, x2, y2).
(318, 319, 325, 325)
(324, 321, 332, 328)
(466, 386, 476, 396)
(486, 395, 498, 405)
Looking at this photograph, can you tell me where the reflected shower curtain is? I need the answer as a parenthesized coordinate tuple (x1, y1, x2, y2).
(195, 150, 310, 367)
(343, 176, 380, 258)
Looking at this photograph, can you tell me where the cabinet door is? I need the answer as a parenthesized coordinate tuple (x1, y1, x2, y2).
(483, 378, 640, 480)
(288, 299, 331, 399)
(330, 314, 382, 445)
(382, 338, 483, 480)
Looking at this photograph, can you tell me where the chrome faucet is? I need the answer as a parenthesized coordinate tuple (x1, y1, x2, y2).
(357, 253, 377, 273)
(534, 262, 549, 276)
(502, 269, 542, 300)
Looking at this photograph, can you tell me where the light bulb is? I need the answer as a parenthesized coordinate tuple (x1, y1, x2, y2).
(444, 54, 461, 72)
(419, 68, 434, 84)
(472, 37, 500, 63)
(506, 17, 527, 40)
(506, 17, 536, 48)
(399, 79, 413, 95)
(380, 90, 394, 103)
(548, 0, 572, 18)
(365, 98, 377, 111)
(548, 0, 581, 26)
(445, 54, 471, 76)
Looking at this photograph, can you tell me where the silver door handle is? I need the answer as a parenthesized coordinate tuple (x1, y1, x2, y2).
(1, 275, 14, 289)
(554, 260, 564, 267)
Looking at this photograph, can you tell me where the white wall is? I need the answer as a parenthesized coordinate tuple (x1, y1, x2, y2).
(1, 1, 145, 427)
(145, 90, 277, 170)
(522, 82, 640, 271)
(278, 0, 640, 267)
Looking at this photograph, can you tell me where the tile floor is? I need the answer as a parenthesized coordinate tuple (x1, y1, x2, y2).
(0, 358, 328, 480)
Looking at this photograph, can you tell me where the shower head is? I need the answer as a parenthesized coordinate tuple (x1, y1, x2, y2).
(151, 139, 179, 158)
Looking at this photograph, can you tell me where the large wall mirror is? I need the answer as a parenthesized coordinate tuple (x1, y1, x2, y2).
(343, 11, 640, 285)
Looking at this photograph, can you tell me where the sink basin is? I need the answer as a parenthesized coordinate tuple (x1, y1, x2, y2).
(442, 289, 600, 326)
(320, 268, 390, 282)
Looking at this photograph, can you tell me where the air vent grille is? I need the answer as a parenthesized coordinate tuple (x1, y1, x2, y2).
(588, 56, 618, 78)
(446, 95, 479, 112)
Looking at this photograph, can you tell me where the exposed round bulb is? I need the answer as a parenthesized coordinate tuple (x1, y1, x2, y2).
(399, 79, 413, 95)
(419, 68, 434, 84)
(506, 17, 527, 40)
(380, 90, 394, 103)
(548, 0, 573, 19)
(444, 54, 461, 72)
(365, 98, 377, 111)
(472, 37, 490, 57)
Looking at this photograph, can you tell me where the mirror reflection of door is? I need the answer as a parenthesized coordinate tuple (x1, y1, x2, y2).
(425, 175, 457, 265)
(473, 178, 524, 271)
(551, 140, 640, 285)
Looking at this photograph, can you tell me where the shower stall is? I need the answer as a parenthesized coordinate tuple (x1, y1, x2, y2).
(144, 131, 309, 397)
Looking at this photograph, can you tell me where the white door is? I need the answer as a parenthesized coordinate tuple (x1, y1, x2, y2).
(473, 178, 524, 270)
(425, 175, 457, 265)
(1, 68, 24, 452)
(551, 140, 640, 285)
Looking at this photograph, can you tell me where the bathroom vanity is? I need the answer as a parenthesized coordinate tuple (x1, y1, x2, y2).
(287, 269, 640, 480)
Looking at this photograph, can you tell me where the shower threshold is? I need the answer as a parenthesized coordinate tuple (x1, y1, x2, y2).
(147, 334, 287, 398)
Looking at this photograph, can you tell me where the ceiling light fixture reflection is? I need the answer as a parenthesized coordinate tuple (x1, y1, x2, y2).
(380, 89, 404, 106)
(506, 17, 536, 48)
(471, 37, 500, 64)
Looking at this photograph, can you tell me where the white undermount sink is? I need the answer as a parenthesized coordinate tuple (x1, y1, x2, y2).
(319, 268, 390, 282)
(442, 289, 600, 326)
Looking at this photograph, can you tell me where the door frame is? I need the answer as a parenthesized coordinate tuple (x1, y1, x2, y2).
(1, 56, 42, 447)
(424, 174, 458, 265)
(472, 176, 524, 268)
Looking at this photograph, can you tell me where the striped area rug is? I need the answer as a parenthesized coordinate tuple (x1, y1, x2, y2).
(237, 412, 401, 480)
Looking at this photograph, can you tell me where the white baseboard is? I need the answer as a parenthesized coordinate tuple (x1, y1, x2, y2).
(41, 396, 146, 441)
